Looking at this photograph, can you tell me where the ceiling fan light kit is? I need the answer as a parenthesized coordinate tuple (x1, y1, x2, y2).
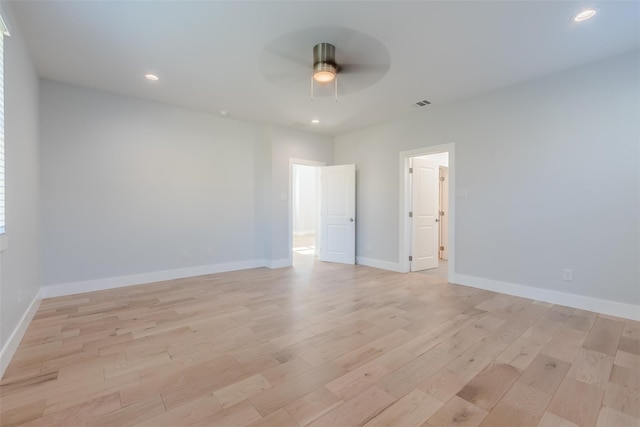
(313, 62, 337, 83)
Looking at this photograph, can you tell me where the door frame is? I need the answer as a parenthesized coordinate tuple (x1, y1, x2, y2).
(399, 143, 455, 276)
(289, 158, 326, 266)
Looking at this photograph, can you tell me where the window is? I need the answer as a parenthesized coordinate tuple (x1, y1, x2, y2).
(0, 15, 8, 235)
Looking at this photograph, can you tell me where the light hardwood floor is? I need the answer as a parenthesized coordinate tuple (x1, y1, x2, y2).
(1, 259, 639, 426)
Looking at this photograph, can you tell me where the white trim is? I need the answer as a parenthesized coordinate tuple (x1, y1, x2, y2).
(450, 273, 640, 321)
(41, 260, 266, 298)
(399, 143, 456, 278)
(356, 256, 403, 273)
(265, 258, 291, 269)
(0, 289, 41, 378)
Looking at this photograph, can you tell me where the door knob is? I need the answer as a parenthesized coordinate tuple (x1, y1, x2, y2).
(349, 218, 354, 222)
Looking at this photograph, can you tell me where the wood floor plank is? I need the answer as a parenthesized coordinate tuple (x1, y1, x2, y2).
(0, 398, 46, 427)
(501, 381, 552, 418)
(478, 400, 540, 427)
(610, 364, 640, 391)
(619, 337, 640, 356)
(134, 394, 222, 427)
(456, 361, 522, 411)
(86, 396, 166, 427)
(595, 406, 640, 427)
(22, 391, 121, 427)
(284, 386, 342, 426)
(583, 317, 625, 356)
(426, 395, 489, 427)
(261, 357, 313, 386)
(306, 385, 395, 427)
(541, 328, 586, 363)
(245, 408, 299, 427)
(547, 377, 605, 427)
(419, 368, 468, 403)
(249, 361, 347, 416)
(377, 348, 453, 398)
(362, 388, 442, 427)
(566, 348, 614, 388)
(602, 381, 640, 419)
(518, 353, 571, 396)
(213, 374, 272, 408)
(2, 258, 639, 426)
(325, 361, 390, 400)
(537, 411, 579, 427)
(189, 400, 261, 427)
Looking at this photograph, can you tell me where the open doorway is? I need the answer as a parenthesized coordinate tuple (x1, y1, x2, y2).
(289, 159, 324, 266)
(288, 159, 356, 267)
(399, 143, 455, 280)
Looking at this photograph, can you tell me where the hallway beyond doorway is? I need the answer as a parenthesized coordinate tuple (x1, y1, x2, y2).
(417, 259, 448, 282)
(293, 234, 315, 256)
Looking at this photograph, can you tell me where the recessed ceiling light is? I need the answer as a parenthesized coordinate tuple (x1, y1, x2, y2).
(311, 119, 320, 124)
(145, 73, 159, 81)
(220, 110, 230, 118)
(573, 9, 597, 22)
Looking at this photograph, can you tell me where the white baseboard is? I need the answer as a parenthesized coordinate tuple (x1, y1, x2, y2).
(41, 259, 267, 299)
(265, 258, 291, 269)
(1, 289, 42, 379)
(356, 256, 404, 273)
(450, 273, 640, 321)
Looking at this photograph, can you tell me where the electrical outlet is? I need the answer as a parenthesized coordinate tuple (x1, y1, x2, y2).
(206, 248, 213, 257)
(18, 290, 22, 303)
(182, 250, 189, 261)
(563, 268, 573, 281)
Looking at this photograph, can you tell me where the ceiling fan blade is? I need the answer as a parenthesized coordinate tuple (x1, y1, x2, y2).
(262, 46, 308, 68)
(339, 63, 390, 75)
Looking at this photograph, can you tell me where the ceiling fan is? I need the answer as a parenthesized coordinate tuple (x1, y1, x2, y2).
(260, 27, 391, 99)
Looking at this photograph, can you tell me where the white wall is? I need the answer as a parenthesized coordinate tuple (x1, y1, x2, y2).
(40, 81, 269, 287)
(39, 81, 334, 289)
(336, 50, 640, 308)
(0, 1, 41, 369)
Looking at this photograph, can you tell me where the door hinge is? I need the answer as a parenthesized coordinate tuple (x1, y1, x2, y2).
(439, 211, 445, 216)
(409, 256, 413, 261)
(409, 167, 413, 173)
(440, 246, 445, 251)
(409, 212, 413, 218)
(440, 176, 445, 181)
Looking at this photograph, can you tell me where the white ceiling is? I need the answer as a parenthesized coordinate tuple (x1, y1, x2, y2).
(9, 1, 640, 136)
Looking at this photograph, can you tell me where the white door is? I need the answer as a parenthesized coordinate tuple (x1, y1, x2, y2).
(320, 164, 356, 264)
(411, 158, 439, 271)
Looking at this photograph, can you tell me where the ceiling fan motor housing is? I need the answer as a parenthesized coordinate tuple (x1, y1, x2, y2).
(313, 43, 338, 80)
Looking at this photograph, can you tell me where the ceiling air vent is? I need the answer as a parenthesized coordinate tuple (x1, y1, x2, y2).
(413, 99, 431, 107)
